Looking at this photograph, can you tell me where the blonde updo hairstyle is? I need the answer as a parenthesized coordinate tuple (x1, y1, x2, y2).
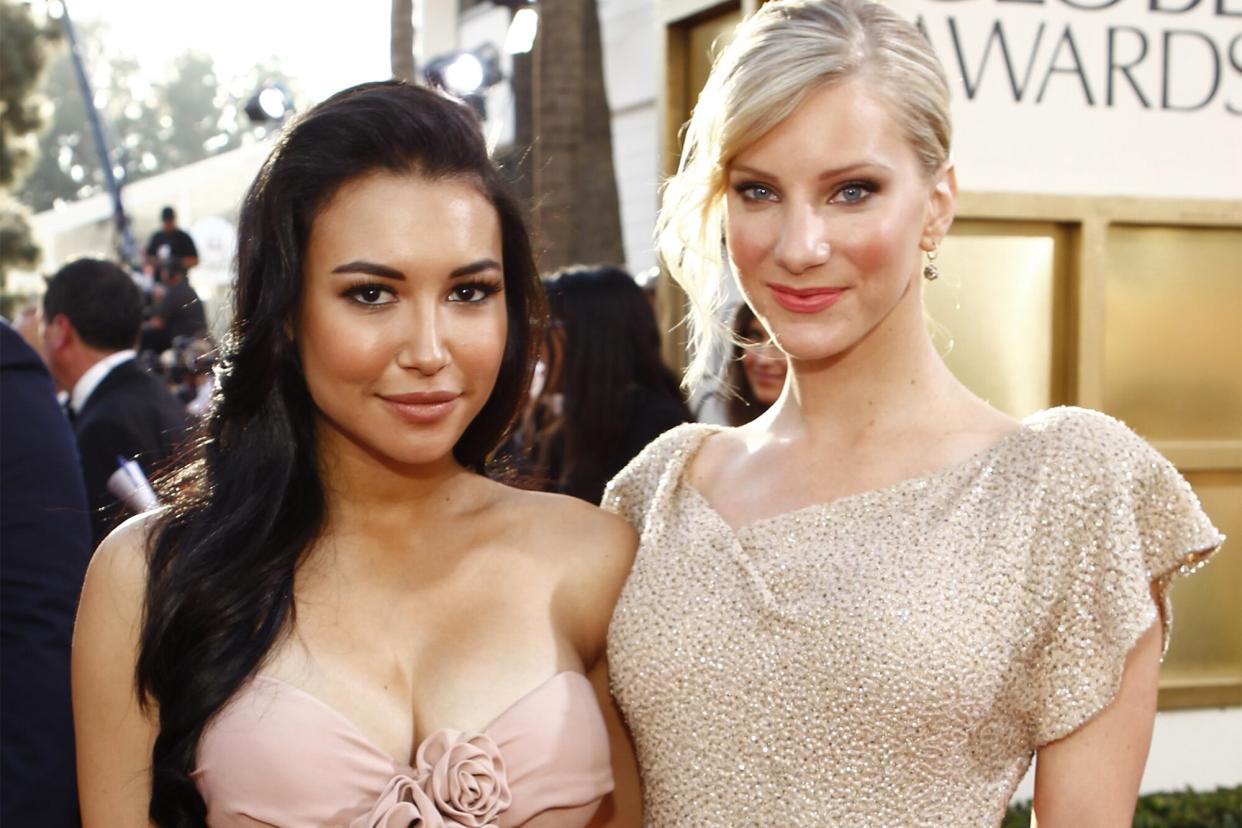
(657, 0, 953, 390)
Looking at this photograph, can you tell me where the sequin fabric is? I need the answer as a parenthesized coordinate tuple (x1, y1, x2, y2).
(603, 407, 1223, 827)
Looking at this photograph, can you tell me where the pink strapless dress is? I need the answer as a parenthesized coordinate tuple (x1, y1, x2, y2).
(193, 671, 613, 827)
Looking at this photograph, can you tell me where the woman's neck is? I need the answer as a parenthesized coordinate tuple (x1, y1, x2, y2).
(771, 285, 972, 445)
(314, 423, 480, 538)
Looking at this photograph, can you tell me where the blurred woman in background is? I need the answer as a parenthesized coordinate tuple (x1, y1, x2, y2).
(724, 302, 787, 426)
(542, 265, 692, 504)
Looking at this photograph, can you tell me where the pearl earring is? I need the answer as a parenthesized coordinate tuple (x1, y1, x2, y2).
(923, 247, 939, 281)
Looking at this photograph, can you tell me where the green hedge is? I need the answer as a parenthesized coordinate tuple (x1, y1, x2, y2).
(1003, 786, 1242, 827)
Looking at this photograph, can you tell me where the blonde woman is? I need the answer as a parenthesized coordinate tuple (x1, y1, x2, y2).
(601, 0, 1224, 824)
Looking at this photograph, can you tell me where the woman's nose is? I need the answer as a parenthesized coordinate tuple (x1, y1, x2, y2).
(396, 305, 450, 376)
(773, 205, 830, 275)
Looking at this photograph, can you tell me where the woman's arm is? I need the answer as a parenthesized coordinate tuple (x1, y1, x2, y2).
(73, 516, 159, 827)
(549, 496, 642, 828)
(587, 657, 643, 828)
(1031, 617, 1162, 828)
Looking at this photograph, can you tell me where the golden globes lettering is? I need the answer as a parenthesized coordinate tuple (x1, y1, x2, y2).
(915, 0, 1241, 113)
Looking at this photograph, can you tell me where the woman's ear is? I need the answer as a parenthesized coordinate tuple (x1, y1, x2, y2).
(921, 162, 958, 252)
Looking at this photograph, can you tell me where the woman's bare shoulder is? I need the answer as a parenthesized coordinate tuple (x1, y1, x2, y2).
(493, 485, 637, 566)
(82, 510, 164, 610)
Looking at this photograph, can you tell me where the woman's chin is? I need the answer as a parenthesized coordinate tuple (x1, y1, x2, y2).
(774, 339, 852, 365)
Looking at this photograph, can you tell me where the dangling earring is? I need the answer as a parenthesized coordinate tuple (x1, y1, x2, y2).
(922, 247, 939, 281)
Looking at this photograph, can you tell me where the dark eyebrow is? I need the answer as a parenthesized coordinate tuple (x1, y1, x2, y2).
(330, 258, 502, 280)
(450, 259, 502, 278)
(730, 162, 892, 180)
(331, 261, 405, 280)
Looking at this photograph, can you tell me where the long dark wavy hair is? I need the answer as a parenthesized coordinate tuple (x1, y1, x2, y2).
(544, 265, 690, 502)
(136, 81, 544, 826)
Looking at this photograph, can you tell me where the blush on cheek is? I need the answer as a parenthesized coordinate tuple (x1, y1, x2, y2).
(725, 213, 770, 277)
(834, 210, 910, 276)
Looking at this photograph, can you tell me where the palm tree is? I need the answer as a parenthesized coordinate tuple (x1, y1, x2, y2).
(531, 0, 624, 271)
(391, 0, 415, 83)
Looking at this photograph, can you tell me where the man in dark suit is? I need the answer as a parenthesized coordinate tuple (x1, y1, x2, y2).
(1, 319, 92, 826)
(41, 258, 189, 544)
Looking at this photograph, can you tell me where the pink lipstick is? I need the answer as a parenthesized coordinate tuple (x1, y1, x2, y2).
(769, 284, 845, 314)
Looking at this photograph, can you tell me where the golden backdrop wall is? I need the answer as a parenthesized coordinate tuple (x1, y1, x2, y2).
(659, 1, 1241, 709)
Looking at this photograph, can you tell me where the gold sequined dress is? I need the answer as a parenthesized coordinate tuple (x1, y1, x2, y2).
(603, 407, 1223, 827)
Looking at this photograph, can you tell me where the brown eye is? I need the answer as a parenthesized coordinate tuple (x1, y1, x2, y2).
(447, 282, 502, 303)
(343, 284, 396, 306)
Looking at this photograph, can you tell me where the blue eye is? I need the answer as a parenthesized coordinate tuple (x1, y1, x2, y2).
(833, 181, 876, 204)
(735, 183, 778, 203)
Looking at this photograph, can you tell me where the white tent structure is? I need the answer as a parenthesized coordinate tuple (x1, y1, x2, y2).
(18, 136, 277, 336)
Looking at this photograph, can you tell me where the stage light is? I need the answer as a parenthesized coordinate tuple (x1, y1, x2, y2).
(443, 53, 485, 96)
(258, 88, 288, 120)
(243, 83, 294, 125)
(505, 8, 539, 55)
(425, 43, 503, 98)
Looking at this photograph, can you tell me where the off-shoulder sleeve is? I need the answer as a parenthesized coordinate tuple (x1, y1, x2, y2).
(1025, 408, 1224, 746)
(601, 423, 705, 534)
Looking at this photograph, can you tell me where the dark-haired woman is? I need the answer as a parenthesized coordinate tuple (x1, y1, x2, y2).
(542, 266, 692, 505)
(723, 302, 787, 426)
(73, 82, 638, 828)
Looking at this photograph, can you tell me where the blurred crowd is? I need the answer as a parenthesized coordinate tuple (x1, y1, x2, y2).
(1, 206, 212, 823)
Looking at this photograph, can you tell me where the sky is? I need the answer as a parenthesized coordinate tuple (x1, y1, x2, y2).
(58, 0, 396, 104)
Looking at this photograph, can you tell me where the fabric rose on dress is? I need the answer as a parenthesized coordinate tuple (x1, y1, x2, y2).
(351, 774, 445, 828)
(415, 730, 513, 828)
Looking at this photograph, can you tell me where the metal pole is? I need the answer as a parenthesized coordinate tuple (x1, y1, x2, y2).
(60, 0, 138, 267)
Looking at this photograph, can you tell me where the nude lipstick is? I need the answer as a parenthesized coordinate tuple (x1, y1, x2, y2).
(380, 391, 461, 424)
